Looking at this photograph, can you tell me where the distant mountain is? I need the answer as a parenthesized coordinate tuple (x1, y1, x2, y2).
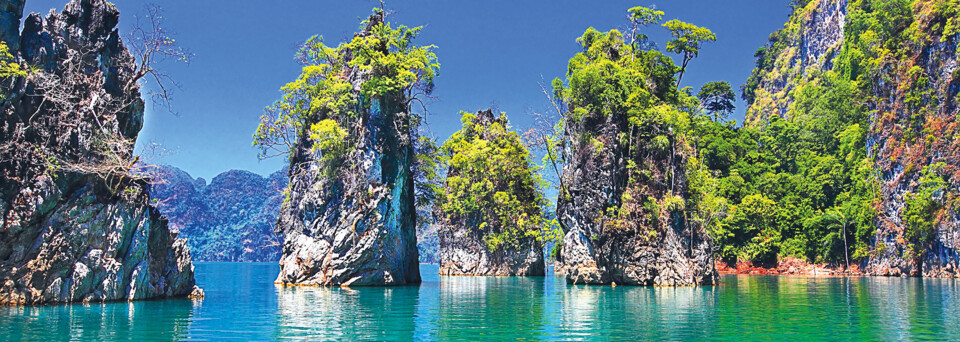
(142, 165, 286, 262)
(417, 223, 439, 264)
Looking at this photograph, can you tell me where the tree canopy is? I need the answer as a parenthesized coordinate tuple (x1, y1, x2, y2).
(437, 111, 559, 251)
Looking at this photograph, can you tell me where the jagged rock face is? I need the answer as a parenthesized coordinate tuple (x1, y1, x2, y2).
(744, 0, 848, 124)
(0, 0, 198, 304)
(275, 14, 420, 287)
(436, 110, 545, 276)
(144, 166, 285, 262)
(557, 105, 716, 286)
(438, 226, 543, 276)
(864, 5, 959, 278)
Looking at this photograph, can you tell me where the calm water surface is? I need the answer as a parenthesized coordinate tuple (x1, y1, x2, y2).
(1, 263, 958, 341)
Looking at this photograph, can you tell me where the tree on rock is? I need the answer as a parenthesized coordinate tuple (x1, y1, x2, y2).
(255, 8, 438, 286)
(435, 110, 559, 276)
(697, 81, 736, 122)
(553, 6, 718, 286)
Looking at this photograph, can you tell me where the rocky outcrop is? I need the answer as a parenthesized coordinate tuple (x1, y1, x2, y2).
(435, 110, 545, 276)
(438, 225, 543, 276)
(143, 165, 285, 262)
(863, 3, 959, 278)
(556, 85, 716, 285)
(0, 0, 198, 304)
(417, 223, 439, 264)
(274, 13, 420, 286)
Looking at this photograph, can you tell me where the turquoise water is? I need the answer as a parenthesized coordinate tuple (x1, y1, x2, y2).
(1, 263, 958, 341)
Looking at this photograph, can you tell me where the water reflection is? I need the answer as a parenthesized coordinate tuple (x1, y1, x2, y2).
(0, 297, 193, 340)
(0, 263, 957, 341)
(431, 274, 546, 340)
(557, 279, 716, 340)
(274, 284, 418, 340)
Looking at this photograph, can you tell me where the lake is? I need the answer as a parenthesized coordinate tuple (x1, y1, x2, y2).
(1, 263, 957, 341)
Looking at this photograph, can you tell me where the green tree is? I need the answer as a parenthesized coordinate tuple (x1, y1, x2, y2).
(627, 6, 665, 46)
(663, 19, 716, 87)
(697, 81, 736, 122)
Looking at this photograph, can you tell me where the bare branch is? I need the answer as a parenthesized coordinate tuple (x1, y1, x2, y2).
(125, 3, 193, 115)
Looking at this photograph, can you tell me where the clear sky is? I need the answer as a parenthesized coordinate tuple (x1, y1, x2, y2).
(22, 0, 792, 180)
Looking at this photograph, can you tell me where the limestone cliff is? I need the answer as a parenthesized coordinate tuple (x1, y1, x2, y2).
(745, 0, 960, 277)
(555, 27, 717, 286)
(274, 12, 421, 286)
(0, 0, 199, 304)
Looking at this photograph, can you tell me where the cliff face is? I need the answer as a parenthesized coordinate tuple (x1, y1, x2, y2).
(864, 1, 959, 278)
(274, 13, 420, 286)
(557, 111, 716, 286)
(144, 166, 284, 262)
(0, 0, 198, 304)
(746, 0, 960, 277)
(744, 0, 848, 124)
(435, 110, 545, 276)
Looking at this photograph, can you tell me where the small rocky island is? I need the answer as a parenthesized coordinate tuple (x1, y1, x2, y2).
(262, 10, 437, 286)
(435, 110, 548, 276)
(0, 0, 199, 304)
(555, 8, 718, 286)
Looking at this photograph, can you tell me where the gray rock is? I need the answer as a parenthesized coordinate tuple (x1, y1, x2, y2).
(274, 12, 419, 287)
(556, 91, 716, 287)
(0, 0, 23, 51)
(0, 0, 198, 305)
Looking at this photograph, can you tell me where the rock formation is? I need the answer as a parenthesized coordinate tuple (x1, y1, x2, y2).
(273, 12, 421, 286)
(143, 165, 285, 262)
(0, 0, 199, 304)
(555, 26, 717, 286)
(744, 0, 848, 124)
(557, 115, 717, 286)
(435, 110, 546, 276)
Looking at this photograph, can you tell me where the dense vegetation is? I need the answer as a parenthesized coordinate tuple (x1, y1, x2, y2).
(254, 2, 959, 273)
(548, 6, 719, 255)
(253, 8, 440, 224)
(253, 8, 438, 171)
(698, 0, 958, 267)
(436, 111, 558, 251)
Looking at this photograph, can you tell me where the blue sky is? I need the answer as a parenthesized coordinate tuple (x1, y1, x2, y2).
(22, 0, 792, 180)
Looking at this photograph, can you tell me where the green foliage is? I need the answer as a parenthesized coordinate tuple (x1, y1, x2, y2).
(902, 163, 946, 260)
(253, 8, 439, 164)
(697, 81, 736, 122)
(549, 241, 563, 261)
(663, 19, 716, 86)
(0, 42, 24, 100)
(553, 6, 720, 242)
(438, 111, 558, 251)
(627, 6, 665, 45)
(308, 119, 349, 171)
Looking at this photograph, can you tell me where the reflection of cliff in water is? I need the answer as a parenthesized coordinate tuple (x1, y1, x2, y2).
(558, 277, 717, 339)
(0, 299, 193, 340)
(274, 285, 419, 340)
(433, 273, 546, 339)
